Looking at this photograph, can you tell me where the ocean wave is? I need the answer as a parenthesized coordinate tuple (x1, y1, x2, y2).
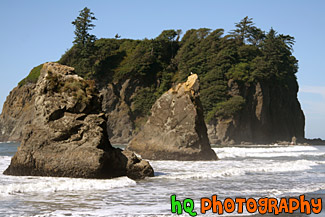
(0, 156, 137, 197)
(241, 182, 325, 198)
(0, 176, 136, 196)
(213, 145, 322, 159)
(285, 183, 325, 196)
(0, 141, 18, 144)
(152, 159, 317, 180)
(0, 156, 11, 173)
(31, 212, 254, 217)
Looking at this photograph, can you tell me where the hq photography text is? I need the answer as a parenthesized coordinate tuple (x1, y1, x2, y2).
(170, 194, 322, 216)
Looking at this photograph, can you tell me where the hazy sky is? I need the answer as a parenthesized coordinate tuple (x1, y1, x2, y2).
(0, 0, 324, 139)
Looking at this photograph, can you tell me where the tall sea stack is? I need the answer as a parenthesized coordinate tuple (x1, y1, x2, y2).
(4, 62, 154, 180)
(127, 74, 217, 160)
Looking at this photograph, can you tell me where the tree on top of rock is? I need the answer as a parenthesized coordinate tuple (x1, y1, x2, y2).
(72, 7, 97, 48)
(230, 16, 265, 46)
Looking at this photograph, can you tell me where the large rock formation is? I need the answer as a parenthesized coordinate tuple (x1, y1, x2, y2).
(127, 74, 217, 160)
(3, 62, 154, 180)
(0, 77, 137, 145)
(207, 79, 305, 145)
(0, 27, 308, 146)
(0, 71, 306, 147)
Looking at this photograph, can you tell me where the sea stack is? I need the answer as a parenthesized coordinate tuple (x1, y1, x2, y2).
(3, 62, 154, 180)
(127, 74, 217, 160)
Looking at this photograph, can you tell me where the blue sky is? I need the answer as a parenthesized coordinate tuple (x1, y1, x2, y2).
(0, 0, 324, 139)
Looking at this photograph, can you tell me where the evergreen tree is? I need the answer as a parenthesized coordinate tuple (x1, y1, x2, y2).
(230, 16, 254, 42)
(156, 30, 177, 41)
(230, 16, 265, 46)
(72, 7, 97, 48)
(57, 18, 298, 122)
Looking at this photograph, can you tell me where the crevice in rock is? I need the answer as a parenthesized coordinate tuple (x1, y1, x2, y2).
(48, 109, 65, 122)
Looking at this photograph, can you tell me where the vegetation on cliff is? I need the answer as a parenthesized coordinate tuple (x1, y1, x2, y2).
(20, 13, 299, 124)
(18, 64, 43, 87)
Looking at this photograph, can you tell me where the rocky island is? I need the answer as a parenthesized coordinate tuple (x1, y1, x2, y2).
(127, 74, 217, 160)
(3, 62, 154, 180)
(0, 17, 318, 147)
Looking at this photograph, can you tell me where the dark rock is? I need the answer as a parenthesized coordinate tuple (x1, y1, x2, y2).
(127, 74, 217, 160)
(207, 80, 305, 145)
(100, 80, 135, 144)
(303, 138, 325, 146)
(0, 66, 306, 147)
(122, 150, 155, 179)
(3, 62, 154, 180)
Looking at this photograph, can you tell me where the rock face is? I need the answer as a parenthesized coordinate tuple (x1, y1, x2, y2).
(127, 74, 217, 160)
(0, 75, 137, 145)
(100, 79, 136, 144)
(0, 83, 36, 142)
(0, 67, 306, 147)
(3, 62, 154, 180)
(207, 79, 305, 145)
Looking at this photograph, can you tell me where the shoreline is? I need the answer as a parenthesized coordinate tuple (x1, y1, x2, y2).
(0, 143, 324, 216)
(1, 139, 325, 146)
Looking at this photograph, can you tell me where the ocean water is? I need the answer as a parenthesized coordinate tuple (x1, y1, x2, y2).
(0, 142, 324, 217)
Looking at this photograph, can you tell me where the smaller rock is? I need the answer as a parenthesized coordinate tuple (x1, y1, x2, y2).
(122, 150, 154, 179)
(127, 74, 217, 161)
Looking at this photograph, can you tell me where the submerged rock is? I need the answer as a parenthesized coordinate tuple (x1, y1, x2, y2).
(127, 74, 217, 160)
(3, 62, 154, 180)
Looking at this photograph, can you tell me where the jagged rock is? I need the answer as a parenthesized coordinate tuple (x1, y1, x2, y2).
(0, 83, 36, 142)
(0, 66, 306, 147)
(122, 150, 155, 179)
(100, 80, 135, 144)
(3, 62, 154, 180)
(127, 74, 217, 160)
(207, 80, 305, 145)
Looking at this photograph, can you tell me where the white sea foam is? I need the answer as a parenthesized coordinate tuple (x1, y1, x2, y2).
(0, 156, 11, 172)
(0, 157, 136, 196)
(285, 183, 325, 196)
(1, 144, 324, 216)
(241, 182, 325, 198)
(33, 211, 253, 217)
(213, 145, 323, 159)
(0, 176, 136, 196)
(0, 154, 136, 197)
(151, 159, 317, 180)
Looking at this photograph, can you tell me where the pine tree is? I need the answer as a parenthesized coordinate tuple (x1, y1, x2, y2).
(230, 16, 265, 45)
(72, 7, 97, 47)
